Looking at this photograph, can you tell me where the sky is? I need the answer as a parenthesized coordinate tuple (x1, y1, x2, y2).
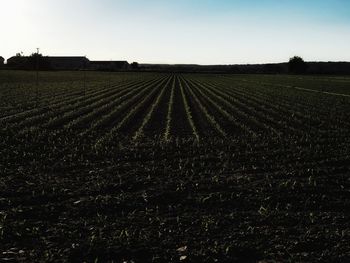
(1, 0, 350, 64)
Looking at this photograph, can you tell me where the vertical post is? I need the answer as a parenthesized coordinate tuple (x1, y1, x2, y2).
(36, 48, 39, 107)
(109, 59, 112, 88)
(83, 56, 86, 97)
(83, 70, 86, 96)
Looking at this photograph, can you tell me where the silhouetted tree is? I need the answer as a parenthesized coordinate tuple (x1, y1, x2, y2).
(131, 62, 139, 70)
(27, 53, 51, 70)
(288, 56, 308, 74)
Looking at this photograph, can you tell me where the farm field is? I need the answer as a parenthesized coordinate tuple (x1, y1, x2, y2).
(1, 70, 350, 262)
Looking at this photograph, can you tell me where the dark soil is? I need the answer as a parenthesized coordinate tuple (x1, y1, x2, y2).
(1, 130, 349, 262)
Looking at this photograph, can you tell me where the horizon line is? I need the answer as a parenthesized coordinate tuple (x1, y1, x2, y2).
(1, 54, 350, 66)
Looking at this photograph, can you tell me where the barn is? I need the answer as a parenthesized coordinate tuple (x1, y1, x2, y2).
(48, 56, 90, 70)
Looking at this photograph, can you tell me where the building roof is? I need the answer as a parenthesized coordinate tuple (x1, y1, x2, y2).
(7, 56, 28, 64)
(48, 56, 89, 62)
(7, 56, 22, 60)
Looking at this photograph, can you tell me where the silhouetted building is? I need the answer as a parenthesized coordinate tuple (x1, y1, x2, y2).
(48, 56, 90, 70)
(90, 61, 130, 71)
(0, 56, 4, 66)
(6, 56, 90, 70)
(7, 56, 29, 69)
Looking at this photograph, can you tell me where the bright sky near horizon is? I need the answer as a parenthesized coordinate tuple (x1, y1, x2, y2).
(1, 0, 350, 64)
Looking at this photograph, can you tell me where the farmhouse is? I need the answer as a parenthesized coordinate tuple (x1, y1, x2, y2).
(0, 56, 4, 66)
(89, 61, 130, 71)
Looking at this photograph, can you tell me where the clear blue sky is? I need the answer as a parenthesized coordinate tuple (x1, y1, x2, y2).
(1, 0, 350, 64)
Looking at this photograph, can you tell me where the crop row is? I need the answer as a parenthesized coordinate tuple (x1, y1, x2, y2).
(2, 73, 349, 145)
